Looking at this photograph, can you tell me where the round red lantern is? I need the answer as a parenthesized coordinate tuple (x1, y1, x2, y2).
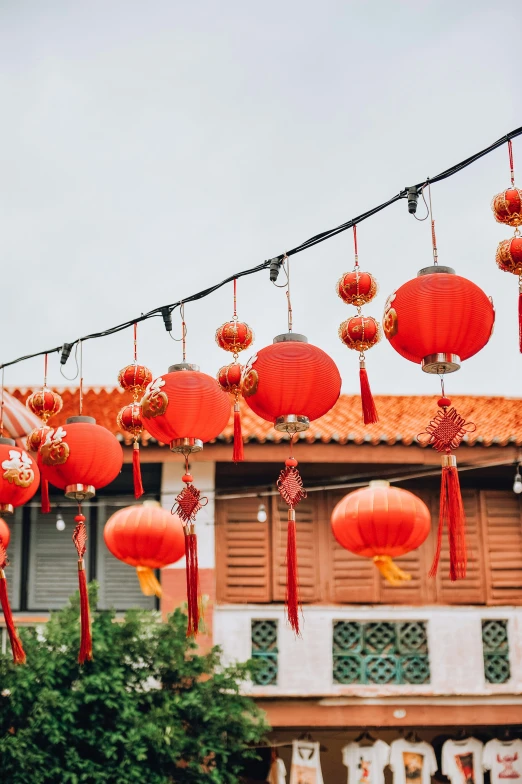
(339, 315, 381, 352)
(492, 188, 522, 227)
(0, 517, 10, 549)
(331, 480, 431, 583)
(336, 271, 378, 306)
(26, 424, 52, 454)
(496, 236, 522, 275)
(26, 387, 63, 422)
(38, 417, 123, 500)
(215, 321, 253, 355)
(217, 362, 243, 393)
(242, 333, 341, 432)
(118, 364, 153, 397)
(0, 437, 40, 514)
(141, 364, 230, 452)
(104, 501, 185, 596)
(117, 402, 143, 437)
(383, 265, 495, 373)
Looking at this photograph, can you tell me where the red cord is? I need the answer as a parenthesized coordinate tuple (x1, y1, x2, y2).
(353, 225, 359, 268)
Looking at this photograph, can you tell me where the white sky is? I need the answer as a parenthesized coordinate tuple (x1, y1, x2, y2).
(1, 0, 521, 397)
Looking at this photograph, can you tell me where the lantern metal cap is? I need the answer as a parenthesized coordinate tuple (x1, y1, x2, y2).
(65, 484, 96, 501)
(273, 333, 308, 344)
(0, 437, 16, 446)
(66, 416, 96, 425)
(170, 437, 203, 454)
(168, 363, 200, 373)
(417, 265, 455, 276)
(369, 480, 390, 488)
(0, 503, 14, 515)
(421, 353, 461, 374)
(274, 414, 310, 433)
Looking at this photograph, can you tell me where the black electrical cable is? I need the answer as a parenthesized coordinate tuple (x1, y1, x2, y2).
(1, 126, 521, 371)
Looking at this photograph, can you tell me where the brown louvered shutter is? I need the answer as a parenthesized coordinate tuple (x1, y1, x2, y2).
(215, 497, 272, 603)
(434, 489, 486, 604)
(480, 490, 522, 605)
(271, 495, 322, 603)
(326, 490, 378, 603)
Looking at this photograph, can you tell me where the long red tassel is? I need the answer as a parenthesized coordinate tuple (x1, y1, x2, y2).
(77, 563, 93, 664)
(232, 399, 244, 463)
(286, 510, 299, 634)
(0, 568, 26, 665)
(132, 441, 144, 499)
(429, 455, 467, 581)
(518, 284, 522, 353)
(41, 478, 51, 514)
(359, 360, 379, 425)
(184, 526, 200, 637)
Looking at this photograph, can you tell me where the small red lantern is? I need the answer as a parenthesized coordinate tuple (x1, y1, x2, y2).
(38, 417, 123, 663)
(331, 481, 431, 584)
(141, 363, 230, 636)
(104, 501, 185, 597)
(215, 321, 253, 354)
(243, 333, 341, 633)
(118, 364, 153, 394)
(496, 235, 522, 352)
(492, 140, 522, 226)
(336, 227, 380, 425)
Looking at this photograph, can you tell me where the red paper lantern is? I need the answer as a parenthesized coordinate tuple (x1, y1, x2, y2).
(336, 271, 378, 306)
(242, 334, 341, 430)
(331, 481, 431, 583)
(497, 236, 522, 274)
(104, 501, 185, 596)
(215, 321, 253, 354)
(383, 265, 494, 372)
(217, 362, 243, 393)
(339, 315, 381, 352)
(492, 188, 522, 227)
(26, 424, 52, 454)
(26, 388, 63, 421)
(0, 438, 40, 514)
(118, 364, 153, 396)
(38, 417, 123, 499)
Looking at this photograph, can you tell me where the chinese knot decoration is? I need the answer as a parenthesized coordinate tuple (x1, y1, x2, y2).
(331, 481, 431, 585)
(337, 226, 380, 424)
(0, 517, 26, 665)
(25, 354, 64, 514)
(492, 140, 522, 352)
(38, 416, 123, 663)
(117, 324, 153, 499)
(383, 249, 494, 581)
(242, 331, 341, 632)
(141, 358, 229, 637)
(215, 279, 254, 463)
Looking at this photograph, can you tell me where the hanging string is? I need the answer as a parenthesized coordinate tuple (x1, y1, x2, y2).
(427, 180, 438, 265)
(233, 278, 237, 319)
(181, 303, 187, 362)
(508, 139, 515, 187)
(285, 255, 293, 333)
(133, 323, 138, 363)
(43, 353, 48, 387)
(353, 225, 359, 268)
(0, 368, 4, 437)
(79, 341, 83, 416)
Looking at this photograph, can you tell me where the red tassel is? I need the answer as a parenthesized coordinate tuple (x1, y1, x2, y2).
(41, 478, 51, 514)
(232, 399, 244, 463)
(429, 455, 467, 581)
(132, 441, 144, 499)
(0, 569, 26, 665)
(359, 360, 379, 425)
(77, 562, 93, 664)
(184, 526, 200, 637)
(518, 285, 522, 353)
(286, 510, 299, 634)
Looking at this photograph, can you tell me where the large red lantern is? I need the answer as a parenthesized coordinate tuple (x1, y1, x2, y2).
(243, 332, 341, 633)
(331, 481, 431, 584)
(383, 264, 494, 582)
(38, 417, 123, 663)
(141, 363, 229, 636)
(104, 501, 185, 597)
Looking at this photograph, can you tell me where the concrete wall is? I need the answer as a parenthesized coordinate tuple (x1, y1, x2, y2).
(213, 604, 522, 698)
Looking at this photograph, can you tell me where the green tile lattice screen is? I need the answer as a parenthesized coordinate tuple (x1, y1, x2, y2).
(482, 619, 511, 684)
(251, 620, 278, 686)
(333, 621, 430, 685)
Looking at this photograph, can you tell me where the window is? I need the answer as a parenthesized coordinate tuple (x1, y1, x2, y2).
(482, 619, 511, 684)
(333, 620, 430, 685)
(251, 620, 278, 686)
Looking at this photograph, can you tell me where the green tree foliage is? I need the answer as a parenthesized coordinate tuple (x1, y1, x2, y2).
(0, 585, 268, 783)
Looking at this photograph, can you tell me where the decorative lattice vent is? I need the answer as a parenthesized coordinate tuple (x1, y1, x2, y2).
(251, 620, 278, 685)
(482, 619, 510, 684)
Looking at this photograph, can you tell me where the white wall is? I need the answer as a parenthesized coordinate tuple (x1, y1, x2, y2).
(160, 461, 216, 569)
(213, 604, 522, 698)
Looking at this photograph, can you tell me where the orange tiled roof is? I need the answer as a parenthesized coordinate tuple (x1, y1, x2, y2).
(9, 388, 522, 448)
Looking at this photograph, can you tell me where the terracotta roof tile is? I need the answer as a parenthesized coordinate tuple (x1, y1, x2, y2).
(9, 388, 522, 448)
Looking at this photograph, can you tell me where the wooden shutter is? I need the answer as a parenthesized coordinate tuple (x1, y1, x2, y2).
(272, 495, 322, 603)
(27, 507, 91, 610)
(215, 497, 271, 603)
(326, 490, 378, 603)
(434, 489, 486, 604)
(480, 490, 522, 605)
(2, 510, 22, 610)
(96, 500, 155, 611)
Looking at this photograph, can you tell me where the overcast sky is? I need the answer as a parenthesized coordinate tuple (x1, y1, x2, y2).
(1, 1, 521, 398)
